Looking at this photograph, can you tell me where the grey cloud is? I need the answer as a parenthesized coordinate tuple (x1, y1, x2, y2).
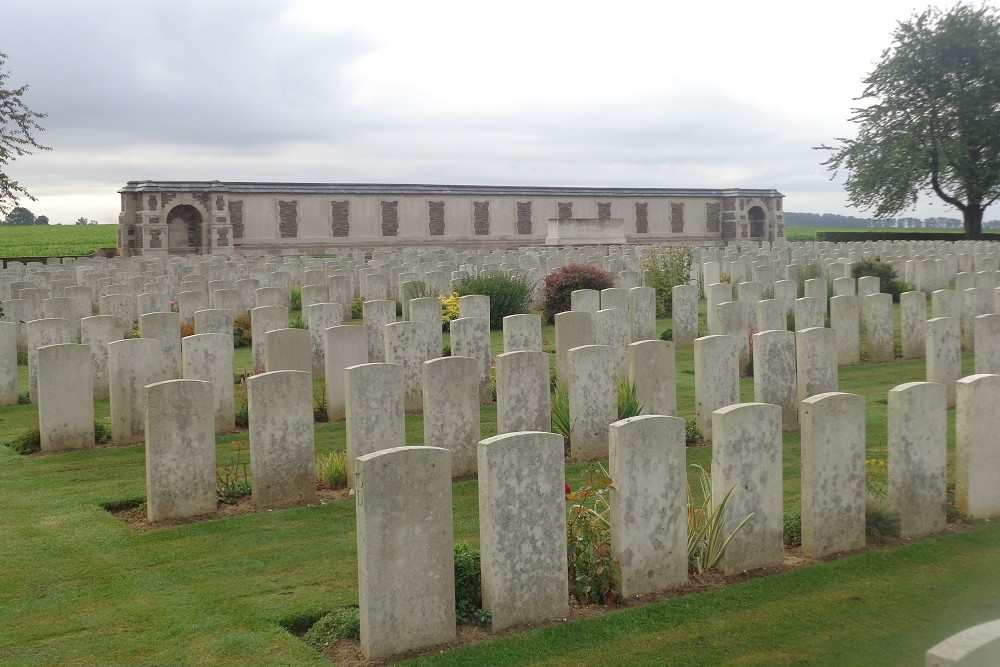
(3, 0, 374, 148)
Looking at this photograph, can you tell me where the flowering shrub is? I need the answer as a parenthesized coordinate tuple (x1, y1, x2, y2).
(350, 297, 364, 320)
(232, 312, 252, 348)
(440, 292, 460, 330)
(566, 464, 622, 605)
(641, 247, 694, 316)
(539, 263, 615, 324)
(454, 272, 535, 330)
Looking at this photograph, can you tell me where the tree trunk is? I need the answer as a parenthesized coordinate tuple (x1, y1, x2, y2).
(964, 207, 984, 239)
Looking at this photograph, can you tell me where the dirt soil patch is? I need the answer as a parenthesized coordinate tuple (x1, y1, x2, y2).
(108, 487, 352, 531)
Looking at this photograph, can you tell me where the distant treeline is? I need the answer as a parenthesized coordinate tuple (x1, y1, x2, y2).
(785, 211, 1000, 229)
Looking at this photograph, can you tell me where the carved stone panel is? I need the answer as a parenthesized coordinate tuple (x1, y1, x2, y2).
(331, 200, 350, 237)
(428, 201, 445, 236)
(228, 201, 244, 239)
(278, 200, 298, 238)
(670, 203, 684, 233)
(381, 201, 398, 236)
(473, 201, 489, 235)
(516, 202, 532, 235)
(635, 203, 648, 234)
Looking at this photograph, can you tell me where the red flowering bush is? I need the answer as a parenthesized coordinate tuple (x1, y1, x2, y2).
(539, 263, 615, 324)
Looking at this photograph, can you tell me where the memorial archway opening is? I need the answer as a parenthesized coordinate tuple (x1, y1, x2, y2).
(166, 204, 204, 252)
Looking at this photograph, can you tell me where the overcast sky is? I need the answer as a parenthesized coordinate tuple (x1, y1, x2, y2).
(1, 0, 988, 224)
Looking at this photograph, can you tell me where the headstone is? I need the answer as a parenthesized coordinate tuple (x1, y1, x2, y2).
(888, 381, 947, 539)
(109, 338, 168, 444)
(570, 289, 600, 313)
(863, 292, 894, 363)
(793, 296, 825, 331)
(328, 275, 353, 321)
(139, 312, 182, 378)
(495, 350, 550, 434)
(0, 322, 16, 406)
(955, 373, 1000, 519)
(600, 287, 629, 311)
(693, 335, 739, 440)
(568, 344, 617, 460)
(477, 431, 567, 632)
(355, 446, 455, 659)
(832, 277, 855, 296)
(384, 320, 430, 412)
(250, 305, 289, 372)
(194, 309, 233, 336)
(961, 287, 992, 351)
(716, 301, 752, 370)
(627, 340, 676, 416)
(804, 277, 829, 310)
(210, 288, 242, 317)
(361, 273, 388, 302)
(99, 293, 136, 337)
(177, 290, 208, 325)
(800, 392, 866, 558)
(857, 275, 879, 296)
(829, 295, 861, 366)
(81, 315, 123, 399)
(927, 317, 961, 407)
(702, 261, 720, 287)
(773, 279, 797, 318)
(37, 344, 94, 452)
(182, 333, 235, 432)
(458, 294, 490, 322)
(299, 284, 328, 326)
(27, 318, 74, 403)
(345, 363, 405, 486)
(931, 289, 958, 320)
(900, 291, 928, 359)
(593, 308, 630, 378)
(323, 325, 368, 421)
(255, 286, 284, 309)
(423, 357, 479, 477)
(363, 299, 395, 363)
(974, 313, 1000, 374)
(796, 327, 838, 402)
(755, 299, 785, 333)
(609, 415, 687, 597)
(628, 287, 656, 342)
(671, 284, 698, 345)
(248, 370, 316, 509)
(925, 618, 1000, 666)
(43, 297, 80, 335)
(264, 327, 312, 373)
(307, 303, 344, 376)
(449, 317, 492, 405)
(409, 297, 443, 360)
(706, 283, 733, 335)
(712, 402, 783, 574)
(753, 330, 798, 431)
(144, 379, 216, 522)
(502, 313, 542, 352)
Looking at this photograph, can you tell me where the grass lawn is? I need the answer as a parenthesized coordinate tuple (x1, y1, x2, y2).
(1, 310, 996, 666)
(0, 224, 117, 257)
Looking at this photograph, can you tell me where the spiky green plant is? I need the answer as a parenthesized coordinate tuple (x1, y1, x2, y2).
(551, 383, 571, 455)
(687, 464, 755, 574)
(616, 377, 643, 419)
(316, 451, 348, 489)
